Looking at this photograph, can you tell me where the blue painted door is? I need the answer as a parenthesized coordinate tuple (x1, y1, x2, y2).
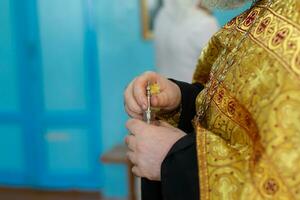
(0, 0, 24, 185)
(0, 0, 102, 189)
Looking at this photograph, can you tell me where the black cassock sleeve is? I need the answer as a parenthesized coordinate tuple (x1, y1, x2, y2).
(141, 80, 203, 200)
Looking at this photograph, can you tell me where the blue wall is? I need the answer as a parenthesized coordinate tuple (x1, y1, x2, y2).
(0, 0, 250, 198)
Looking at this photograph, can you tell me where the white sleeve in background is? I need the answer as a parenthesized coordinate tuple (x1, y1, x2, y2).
(154, 9, 219, 83)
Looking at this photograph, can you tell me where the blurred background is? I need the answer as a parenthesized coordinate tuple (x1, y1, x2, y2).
(0, 0, 248, 199)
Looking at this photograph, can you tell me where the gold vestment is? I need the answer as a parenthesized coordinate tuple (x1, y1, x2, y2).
(162, 0, 300, 199)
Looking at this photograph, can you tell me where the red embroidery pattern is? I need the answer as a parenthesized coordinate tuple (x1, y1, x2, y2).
(256, 17, 272, 35)
(244, 10, 260, 27)
(224, 6, 300, 79)
(263, 178, 279, 195)
(212, 85, 259, 142)
(271, 28, 290, 47)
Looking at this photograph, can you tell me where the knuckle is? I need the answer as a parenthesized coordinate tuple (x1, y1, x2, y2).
(124, 81, 133, 96)
(127, 152, 132, 161)
(125, 119, 133, 129)
(124, 105, 131, 115)
(125, 107, 131, 116)
(132, 167, 139, 176)
(133, 76, 142, 86)
(143, 71, 156, 76)
(124, 136, 129, 145)
(129, 77, 137, 86)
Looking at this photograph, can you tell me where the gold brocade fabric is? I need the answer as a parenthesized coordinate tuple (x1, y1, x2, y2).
(192, 0, 300, 199)
(155, 105, 181, 127)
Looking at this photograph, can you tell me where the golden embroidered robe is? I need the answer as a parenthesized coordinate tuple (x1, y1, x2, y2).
(163, 0, 300, 199)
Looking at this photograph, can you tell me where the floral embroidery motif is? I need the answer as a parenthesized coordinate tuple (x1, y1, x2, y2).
(226, 17, 237, 28)
(256, 16, 272, 35)
(243, 10, 260, 27)
(227, 100, 236, 116)
(271, 27, 290, 47)
(216, 89, 225, 103)
(263, 178, 279, 195)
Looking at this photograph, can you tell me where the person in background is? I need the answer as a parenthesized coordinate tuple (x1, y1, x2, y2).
(154, 0, 219, 83)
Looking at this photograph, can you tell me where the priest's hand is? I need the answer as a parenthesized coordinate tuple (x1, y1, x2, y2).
(124, 71, 181, 119)
(125, 119, 186, 181)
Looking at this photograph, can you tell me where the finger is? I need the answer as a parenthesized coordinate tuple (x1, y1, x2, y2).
(126, 119, 147, 135)
(150, 95, 160, 107)
(125, 135, 136, 151)
(126, 97, 143, 116)
(124, 80, 134, 103)
(126, 151, 137, 165)
(125, 104, 143, 120)
(124, 83, 144, 115)
(150, 91, 170, 108)
(132, 166, 142, 177)
(133, 71, 158, 110)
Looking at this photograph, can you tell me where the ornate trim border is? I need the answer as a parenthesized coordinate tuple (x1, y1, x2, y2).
(196, 125, 210, 200)
(224, 6, 300, 81)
